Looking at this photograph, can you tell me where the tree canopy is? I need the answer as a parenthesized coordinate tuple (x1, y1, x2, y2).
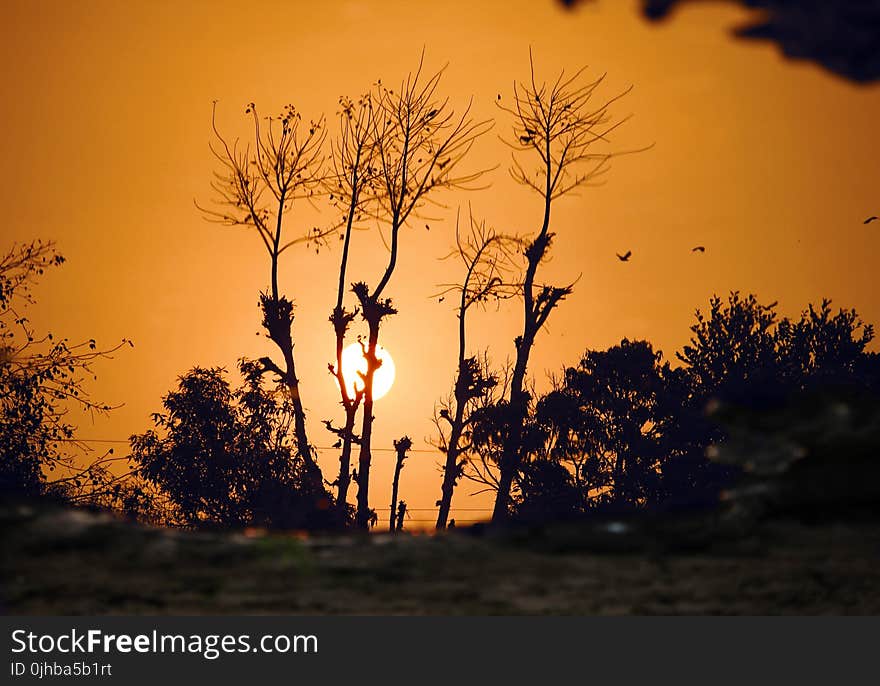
(129, 361, 341, 529)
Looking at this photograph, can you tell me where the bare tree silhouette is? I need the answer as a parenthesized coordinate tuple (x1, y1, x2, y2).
(349, 53, 493, 528)
(324, 92, 381, 519)
(432, 209, 521, 528)
(389, 436, 412, 533)
(491, 51, 639, 523)
(465, 365, 541, 499)
(199, 102, 337, 488)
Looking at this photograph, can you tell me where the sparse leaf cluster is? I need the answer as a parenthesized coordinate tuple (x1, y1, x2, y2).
(0, 240, 132, 499)
(501, 50, 636, 199)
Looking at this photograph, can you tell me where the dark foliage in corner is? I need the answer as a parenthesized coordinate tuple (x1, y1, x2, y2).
(641, 0, 880, 83)
(0, 240, 132, 505)
(469, 293, 879, 521)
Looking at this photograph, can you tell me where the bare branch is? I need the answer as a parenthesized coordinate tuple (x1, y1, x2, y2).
(368, 59, 494, 300)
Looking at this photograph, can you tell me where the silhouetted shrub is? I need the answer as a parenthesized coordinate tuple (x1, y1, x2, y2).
(503, 293, 877, 519)
(1, 240, 128, 502)
(129, 360, 343, 530)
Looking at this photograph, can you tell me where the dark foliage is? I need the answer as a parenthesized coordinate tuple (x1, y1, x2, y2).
(640, 1, 880, 83)
(513, 459, 583, 523)
(129, 361, 342, 530)
(679, 293, 875, 404)
(475, 293, 879, 521)
(1, 240, 131, 503)
(559, 1, 880, 83)
(539, 340, 687, 510)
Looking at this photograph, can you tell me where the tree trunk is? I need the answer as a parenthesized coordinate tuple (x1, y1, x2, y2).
(334, 405, 358, 518)
(280, 346, 320, 482)
(491, 331, 534, 523)
(261, 292, 322, 493)
(435, 404, 465, 529)
(389, 441, 409, 533)
(492, 189, 552, 524)
(395, 501, 407, 532)
(355, 321, 381, 529)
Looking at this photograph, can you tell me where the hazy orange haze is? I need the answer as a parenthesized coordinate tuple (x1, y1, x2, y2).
(3, 0, 879, 526)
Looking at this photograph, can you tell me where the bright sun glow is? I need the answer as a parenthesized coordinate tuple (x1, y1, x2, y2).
(340, 342, 396, 400)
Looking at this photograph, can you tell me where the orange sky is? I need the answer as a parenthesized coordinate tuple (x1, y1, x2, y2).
(3, 0, 879, 528)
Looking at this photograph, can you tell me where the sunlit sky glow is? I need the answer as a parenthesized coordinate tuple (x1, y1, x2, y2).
(3, 0, 878, 526)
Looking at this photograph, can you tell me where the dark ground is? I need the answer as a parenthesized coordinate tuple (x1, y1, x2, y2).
(2, 501, 879, 615)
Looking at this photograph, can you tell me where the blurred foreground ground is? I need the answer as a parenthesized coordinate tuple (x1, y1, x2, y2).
(2, 501, 879, 615)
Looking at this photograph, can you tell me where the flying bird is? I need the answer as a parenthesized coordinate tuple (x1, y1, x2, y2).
(865, 216, 878, 224)
(616, 250, 632, 262)
(692, 245, 706, 253)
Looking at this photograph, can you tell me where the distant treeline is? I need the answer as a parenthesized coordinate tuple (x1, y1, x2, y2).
(4, 242, 877, 528)
(489, 293, 879, 522)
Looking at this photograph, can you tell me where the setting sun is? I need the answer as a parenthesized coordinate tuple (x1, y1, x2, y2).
(4, 0, 880, 627)
(340, 342, 396, 400)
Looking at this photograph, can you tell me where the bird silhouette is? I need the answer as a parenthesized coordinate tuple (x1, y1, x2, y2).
(519, 135, 533, 144)
(692, 245, 706, 253)
(616, 250, 632, 262)
(865, 216, 878, 224)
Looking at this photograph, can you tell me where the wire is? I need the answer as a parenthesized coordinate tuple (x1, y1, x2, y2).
(58, 438, 128, 443)
(59, 438, 444, 454)
(372, 508, 491, 511)
(397, 520, 485, 523)
(57, 439, 495, 514)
